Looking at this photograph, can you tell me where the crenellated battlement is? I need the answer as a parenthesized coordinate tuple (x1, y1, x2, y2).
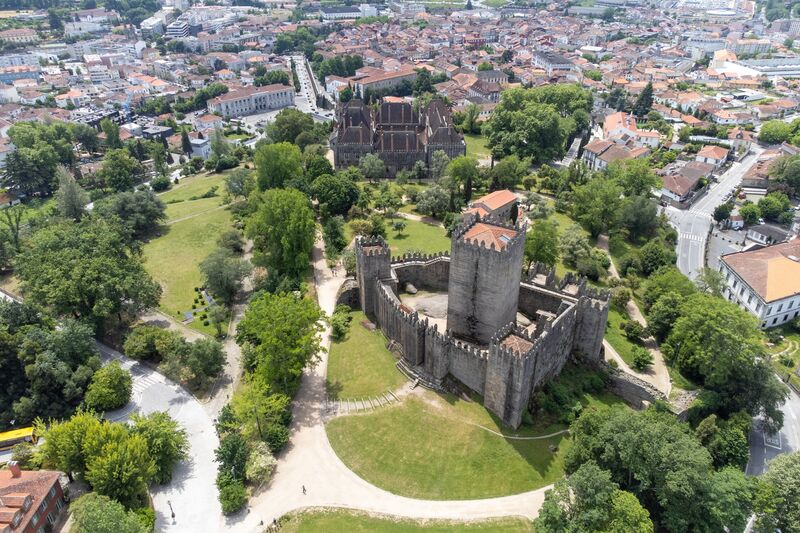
(391, 250, 450, 264)
(356, 235, 391, 257)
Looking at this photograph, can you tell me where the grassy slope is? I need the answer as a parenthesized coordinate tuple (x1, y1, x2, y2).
(280, 509, 534, 533)
(605, 308, 639, 367)
(326, 310, 406, 399)
(464, 133, 490, 159)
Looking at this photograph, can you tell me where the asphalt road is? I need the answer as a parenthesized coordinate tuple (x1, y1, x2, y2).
(665, 146, 764, 279)
(747, 386, 800, 476)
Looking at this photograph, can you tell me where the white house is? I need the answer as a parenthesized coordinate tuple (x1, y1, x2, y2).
(695, 145, 729, 169)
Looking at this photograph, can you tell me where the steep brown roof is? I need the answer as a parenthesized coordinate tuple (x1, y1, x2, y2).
(0, 469, 61, 531)
(462, 222, 517, 250)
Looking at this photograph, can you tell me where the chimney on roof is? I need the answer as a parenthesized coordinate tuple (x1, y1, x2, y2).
(8, 461, 21, 478)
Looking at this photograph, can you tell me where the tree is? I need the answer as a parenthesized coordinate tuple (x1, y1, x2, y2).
(755, 452, 800, 533)
(100, 118, 122, 149)
(535, 461, 653, 533)
(246, 189, 315, 278)
(16, 220, 161, 330)
(447, 156, 479, 202)
(72, 123, 100, 154)
(311, 173, 360, 216)
(230, 375, 291, 449)
(4, 143, 59, 196)
(224, 167, 251, 200)
(207, 304, 228, 337)
(215, 432, 249, 480)
(667, 294, 788, 431)
(218, 478, 247, 514)
(359, 153, 385, 182)
(129, 411, 189, 484)
(619, 196, 659, 240)
(305, 155, 334, 182)
(560, 224, 592, 266)
(84, 426, 156, 508)
(54, 165, 89, 221)
(632, 82, 653, 117)
(323, 215, 347, 257)
(739, 203, 761, 225)
(416, 184, 450, 218)
(93, 190, 167, 241)
(181, 129, 193, 155)
(566, 407, 752, 532)
(607, 158, 659, 197)
(236, 292, 323, 396)
(99, 148, 143, 192)
(254, 141, 304, 190)
(647, 292, 683, 341)
(641, 267, 696, 310)
(458, 103, 482, 134)
(70, 493, 148, 533)
(758, 191, 791, 221)
(713, 202, 733, 223)
(267, 107, 315, 144)
(245, 441, 277, 485)
(200, 248, 251, 306)
(525, 219, 559, 267)
(339, 86, 353, 103)
(571, 176, 624, 237)
(631, 346, 653, 372)
(84, 361, 132, 411)
(430, 150, 450, 180)
(186, 338, 226, 389)
(759, 120, 793, 144)
(638, 240, 676, 275)
(695, 267, 725, 297)
(490, 154, 529, 190)
(210, 127, 231, 158)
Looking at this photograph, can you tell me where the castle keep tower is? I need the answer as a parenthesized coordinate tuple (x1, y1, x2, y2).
(446, 215, 526, 345)
(355, 236, 393, 320)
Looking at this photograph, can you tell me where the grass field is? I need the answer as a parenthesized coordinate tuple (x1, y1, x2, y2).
(464, 133, 490, 159)
(327, 390, 572, 499)
(385, 218, 450, 256)
(481, 0, 508, 6)
(279, 509, 534, 533)
(143, 203, 232, 335)
(161, 172, 228, 204)
(326, 310, 406, 399)
(767, 327, 800, 390)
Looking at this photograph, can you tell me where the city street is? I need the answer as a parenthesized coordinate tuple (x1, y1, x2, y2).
(665, 145, 764, 278)
(747, 387, 800, 476)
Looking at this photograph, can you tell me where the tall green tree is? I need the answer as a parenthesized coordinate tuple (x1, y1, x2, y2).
(236, 292, 323, 395)
(311, 173, 360, 216)
(99, 149, 143, 192)
(571, 175, 624, 237)
(129, 411, 189, 484)
(93, 190, 167, 241)
(446, 156, 479, 202)
(606, 158, 659, 197)
(16, 219, 161, 330)
(525, 219, 559, 267)
(200, 248, 252, 306)
(632, 82, 654, 117)
(246, 188, 315, 278)
(100, 118, 122, 149)
(267, 108, 315, 144)
(54, 165, 89, 221)
(755, 452, 800, 533)
(254, 141, 304, 190)
(70, 493, 148, 533)
(83, 361, 132, 411)
(359, 153, 386, 182)
(181, 129, 193, 155)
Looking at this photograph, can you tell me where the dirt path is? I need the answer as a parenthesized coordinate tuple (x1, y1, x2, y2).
(597, 235, 672, 396)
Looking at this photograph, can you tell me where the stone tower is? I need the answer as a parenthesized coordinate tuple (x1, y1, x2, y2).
(446, 215, 526, 345)
(355, 236, 393, 320)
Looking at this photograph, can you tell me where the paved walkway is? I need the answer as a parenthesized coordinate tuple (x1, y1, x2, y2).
(596, 235, 671, 396)
(232, 235, 551, 531)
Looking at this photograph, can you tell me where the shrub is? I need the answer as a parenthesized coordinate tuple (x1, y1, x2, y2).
(218, 230, 245, 254)
(203, 320, 209, 326)
(622, 320, 646, 341)
(330, 305, 352, 341)
(217, 476, 247, 514)
(83, 361, 132, 411)
(632, 346, 654, 372)
(611, 287, 632, 311)
(245, 442, 277, 485)
(150, 175, 171, 192)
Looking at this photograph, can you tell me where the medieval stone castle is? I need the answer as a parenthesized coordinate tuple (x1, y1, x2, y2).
(347, 214, 610, 428)
(331, 99, 466, 177)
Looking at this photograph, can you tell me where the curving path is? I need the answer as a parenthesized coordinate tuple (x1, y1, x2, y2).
(233, 238, 552, 531)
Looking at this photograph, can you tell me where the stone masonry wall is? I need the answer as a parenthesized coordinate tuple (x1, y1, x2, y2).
(393, 253, 450, 292)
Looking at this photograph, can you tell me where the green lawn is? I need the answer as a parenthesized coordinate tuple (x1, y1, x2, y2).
(327, 310, 406, 399)
(385, 218, 450, 256)
(143, 206, 232, 334)
(605, 308, 641, 367)
(464, 133, 490, 159)
(279, 509, 534, 533)
(767, 327, 800, 390)
(164, 196, 222, 223)
(160, 171, 228, 204)
(481, 0, 508, 6)
(327, 390, 572, 499)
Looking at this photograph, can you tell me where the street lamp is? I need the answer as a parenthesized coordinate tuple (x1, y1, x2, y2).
(167, 500, 175, 520)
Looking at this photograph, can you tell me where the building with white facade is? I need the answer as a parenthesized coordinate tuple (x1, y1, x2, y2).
(207, 84, 294, 118)
(166, 20, 190, 39)
(719, 238, 800, 328)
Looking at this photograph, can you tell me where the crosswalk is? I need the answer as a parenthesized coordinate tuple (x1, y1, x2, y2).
(680, 232, 706, 243)
(131, 372, 160, 395)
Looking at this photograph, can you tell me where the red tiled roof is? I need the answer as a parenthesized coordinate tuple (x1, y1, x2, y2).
(462, 222, 517, 250)
(473, 189, 517, 211)
(0, 469, 61, 532)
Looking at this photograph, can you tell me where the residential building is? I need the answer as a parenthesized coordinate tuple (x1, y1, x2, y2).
(0, 66, 39, 85)
(658, 161, 714, 204)
(531, 51, 575, 77)
(695, 144, 729, 168)
(464, 189, 519, 222)
(352, 68, 417, 99)
(166, 20, 190, 39)
(720, 238, 800, 328)
(602, 111, 661, 148)
(0, 462, 66, 533)
(207, 84, 294, 118)
(319, 6, 362, 20)
(581, 138, 650, 171)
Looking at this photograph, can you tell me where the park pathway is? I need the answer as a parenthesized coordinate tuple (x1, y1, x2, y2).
(596, 235, 671, 396)
(233, 235, 553, 531)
